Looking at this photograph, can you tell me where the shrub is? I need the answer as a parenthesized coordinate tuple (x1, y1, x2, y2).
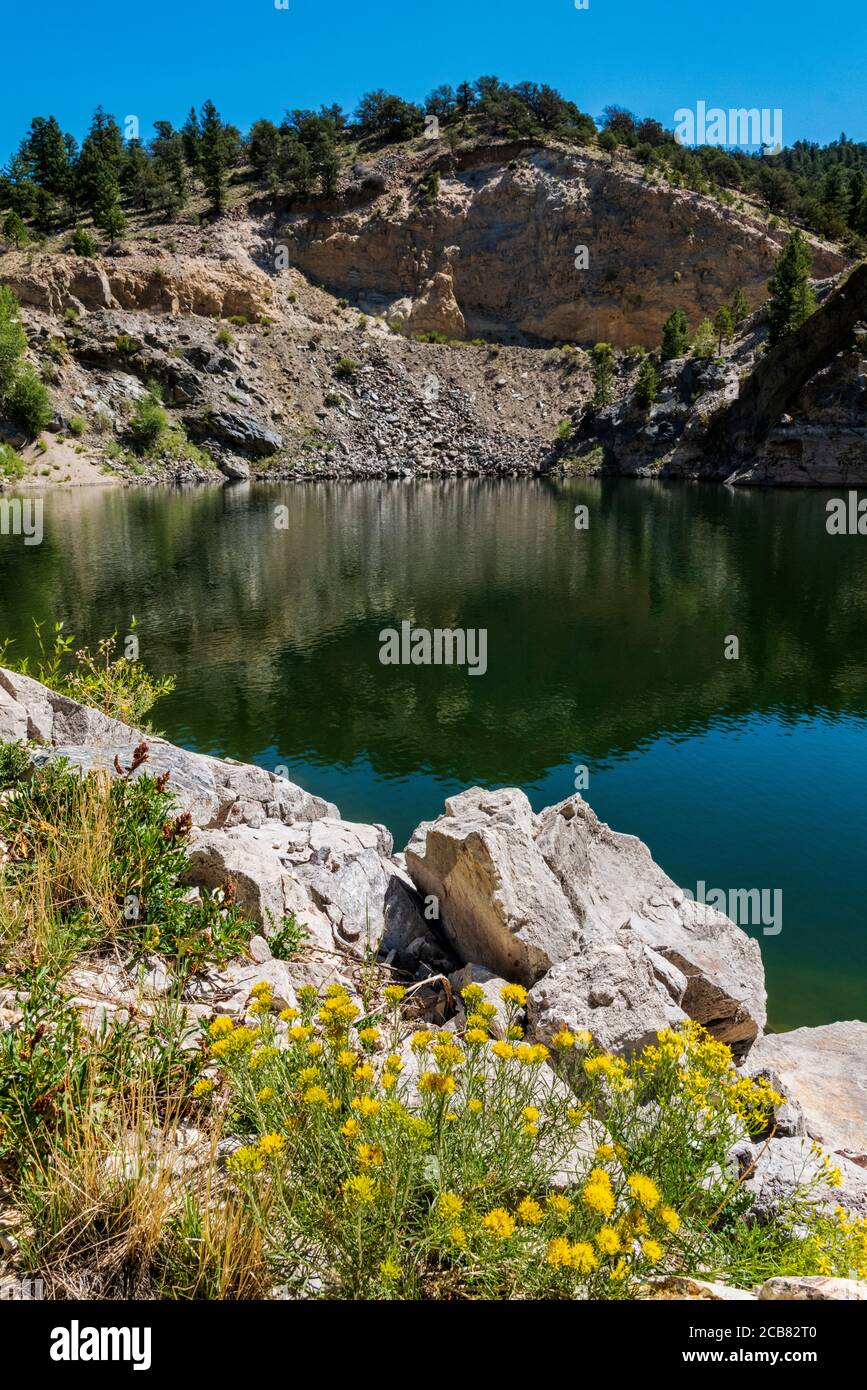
(216, 327, 234, 348)
(128, 395, 169, 454)
(0, 442, 26, 479)
(68, 226, 97, 257)
(68, 415, 86, 437)
(7, 366, 53, 436)
(334, 355, 360, 380)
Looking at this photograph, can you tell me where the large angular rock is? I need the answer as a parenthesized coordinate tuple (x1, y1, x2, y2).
(535, 796, 766, 1052)
(746, 1022, 867, 1164)
(405, 788, 766, 1053)
(405, 788, 581, 984)
(527, 930, 688, 1058)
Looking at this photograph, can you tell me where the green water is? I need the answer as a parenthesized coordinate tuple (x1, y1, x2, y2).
(2, 478, 866, 1031)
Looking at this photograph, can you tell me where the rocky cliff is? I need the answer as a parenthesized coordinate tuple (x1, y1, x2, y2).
(0, 136, 861, 488)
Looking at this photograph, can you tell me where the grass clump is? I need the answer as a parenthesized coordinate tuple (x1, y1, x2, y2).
(0, 442, 26, 478)
(0, 617, 175, 727)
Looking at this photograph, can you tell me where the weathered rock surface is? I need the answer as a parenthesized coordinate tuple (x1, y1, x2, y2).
(731, 1135, 867, 1222)
(406, 787, 766, 1055)
(746, 1022, 867, 1164)
(642, 1275, 756, 1301)
(758, 1276, 867, 1301)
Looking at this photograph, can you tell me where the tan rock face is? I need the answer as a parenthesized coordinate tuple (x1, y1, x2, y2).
(0, 252, 272, 322)
(280, 149, 847, 347)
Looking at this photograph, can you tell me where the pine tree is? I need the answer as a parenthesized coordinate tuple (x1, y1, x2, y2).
(661, 309, 689, 360)
(101, 203, 127, 245)
(23, 116, 71, 198)
(692, 319, 716, 358)
(199, 100, 229, 216)
(634, 357, 658, 409)
(76, 109, 124, 224)
(591, 342, 615, 405)
(767, 230, 817, 346)
(730, 287, 750, 327)
(181, 107, 202, 173)
(714, 305, 733, 353)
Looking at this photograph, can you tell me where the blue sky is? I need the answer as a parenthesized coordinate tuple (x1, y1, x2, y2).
(1, 0, 864, 160)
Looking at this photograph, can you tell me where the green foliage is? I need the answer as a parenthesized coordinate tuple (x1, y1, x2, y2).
(590, 341, 615, 406)
(68, 415, 86, 437)
(0, 739, 30, 786)
(127, 394, 169, 455)
(0, 442, 26, 479)
(714, 305, 734, 352)
(767, 230, 817, 347)
(334, 355, 360, 380)
(0, 618, 175, 728)
(556, 418, 573, 440)
(634, 358, 658, 409)
(661, 309, 690, 360)
(2, 209, 30, 247)
(266, 911, 309, 961)
(215, 327, 234, 348)
(7, 364, 53, 435)
(68, 224, 97, 256)
(692, 318, 716, 359)
(731, 286, 751, 327)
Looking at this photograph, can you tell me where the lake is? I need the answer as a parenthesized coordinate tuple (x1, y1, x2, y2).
(2, 477, 866, 1031)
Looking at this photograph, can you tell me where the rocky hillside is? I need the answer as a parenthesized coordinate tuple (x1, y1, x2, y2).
(0, 136, 861, 488)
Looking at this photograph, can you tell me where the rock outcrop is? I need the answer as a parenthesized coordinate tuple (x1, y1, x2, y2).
(405, 786, 766, 1055)
(280, 144, 845, 349)
(0, 250, 272, 322)
(746, 1022, 867, 1165)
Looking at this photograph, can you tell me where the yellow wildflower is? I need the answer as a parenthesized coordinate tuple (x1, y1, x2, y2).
(501, 984, 528, 1007)
(628, 1174, 661, 1210)
(437, 1191, 464, 1220)
(517, 1196, 544, 1226)
(356, 1142, 384, 1167)
(258, 1132, 285, 1156)
(482, 1209, 516, 1239)
(546, 1193, 572, 1219)
(658, 1205, 680, 1233)
(343, 1174, 377, 1204)
(595, 1226, 621, 1255)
